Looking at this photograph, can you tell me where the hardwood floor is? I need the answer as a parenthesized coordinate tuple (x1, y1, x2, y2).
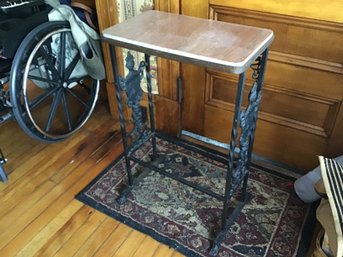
(0, 101, 180, 257)
(0, 99, 320, 257)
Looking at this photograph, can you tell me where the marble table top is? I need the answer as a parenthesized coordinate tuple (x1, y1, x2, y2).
(102, 10, 274, 74)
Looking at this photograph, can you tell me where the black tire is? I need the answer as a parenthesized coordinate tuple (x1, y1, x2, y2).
(9, 21, 99, 142)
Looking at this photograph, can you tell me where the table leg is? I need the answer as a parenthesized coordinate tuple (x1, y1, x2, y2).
(246, 49, 269, 166)
(110, 47, 159, 203)
(110, 46, 134, 203)
(144, 54, 157, 161)
(210, 48, 270, 256)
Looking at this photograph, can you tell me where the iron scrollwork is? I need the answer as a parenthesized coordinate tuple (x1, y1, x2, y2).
(119, 51, 147, 139)
(233, 56, 263, 186)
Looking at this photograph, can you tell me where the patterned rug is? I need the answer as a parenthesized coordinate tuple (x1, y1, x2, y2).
(76, 137, 316, 257)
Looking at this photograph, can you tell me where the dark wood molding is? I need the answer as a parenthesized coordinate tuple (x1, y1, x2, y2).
(210, 5, 343, 32)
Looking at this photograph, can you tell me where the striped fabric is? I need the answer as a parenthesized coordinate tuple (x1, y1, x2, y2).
(319, 156, 343, 257)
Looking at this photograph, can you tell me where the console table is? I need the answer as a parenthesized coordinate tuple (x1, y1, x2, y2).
(102, 10, 273, 255)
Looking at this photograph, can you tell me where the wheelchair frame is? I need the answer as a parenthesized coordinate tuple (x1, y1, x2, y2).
(0, 0, 100, 182)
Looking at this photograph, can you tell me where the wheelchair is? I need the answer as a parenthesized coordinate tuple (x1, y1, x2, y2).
(0, 0, 101, 182)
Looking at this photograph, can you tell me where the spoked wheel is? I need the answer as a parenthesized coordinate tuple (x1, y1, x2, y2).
(9, 21, 99, 142)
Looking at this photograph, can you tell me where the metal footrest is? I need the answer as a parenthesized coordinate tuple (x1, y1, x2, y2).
(0, 148, 8, 182)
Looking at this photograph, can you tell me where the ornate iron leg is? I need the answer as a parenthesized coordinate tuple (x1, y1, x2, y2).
(210, 48, 270, 256)
(210, 71, 247, 256)
(246, 49, 269, 166)
(110, 48, 157, 204)
(222, 71, 247, 227)
(110, 46, 134, 204)
(144, 54, 157, 161)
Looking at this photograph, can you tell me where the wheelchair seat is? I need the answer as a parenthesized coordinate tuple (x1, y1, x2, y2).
(0, 58, 11, 75)
(0, 0, 48, 59)
(0, 0, 45, 13)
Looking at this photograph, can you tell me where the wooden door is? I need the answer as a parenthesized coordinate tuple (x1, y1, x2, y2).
(180, 0, 343, 171)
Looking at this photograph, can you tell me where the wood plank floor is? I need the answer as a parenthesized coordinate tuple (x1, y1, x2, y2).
(0, 100, 319, 257)
(0, 101, 181, 257)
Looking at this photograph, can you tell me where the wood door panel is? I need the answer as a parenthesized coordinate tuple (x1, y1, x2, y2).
(211, 6, 343, 64)
(181, 63, 207, 135)
(206, 71, 341, 138)
(203, 105, 327, 170)
(154, 97, 180, 136)
(209, 62, 343, 101)
(157, 59, 180, 101)
(266, 60, 343, 100)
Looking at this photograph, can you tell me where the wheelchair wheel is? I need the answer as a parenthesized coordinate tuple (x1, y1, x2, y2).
(9, 21, 100, 142)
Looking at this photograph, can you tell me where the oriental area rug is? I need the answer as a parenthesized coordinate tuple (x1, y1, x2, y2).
(76, 137, 316, 257)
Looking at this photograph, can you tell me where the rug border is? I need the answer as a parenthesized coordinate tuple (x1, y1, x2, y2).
(76, 152, 204, 257)
(75, 135, 317, 257)
(76, 164, 204, 257)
